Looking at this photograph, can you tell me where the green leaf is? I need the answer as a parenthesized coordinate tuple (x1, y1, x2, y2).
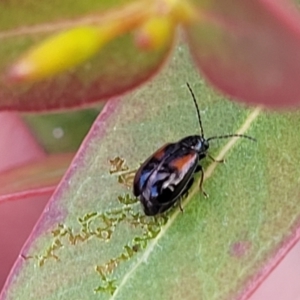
(23, 108, 101, 153)
(2, 44, 300, 300)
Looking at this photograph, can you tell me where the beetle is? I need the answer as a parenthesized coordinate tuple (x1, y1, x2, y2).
(133, 83, 256, 216)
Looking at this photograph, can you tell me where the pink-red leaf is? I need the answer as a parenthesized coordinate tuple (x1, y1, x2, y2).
(186, 0, 300, 108)
(0, 113, 45, 172)
(0, 193, 50, 292)
(0, 153, 74, 202)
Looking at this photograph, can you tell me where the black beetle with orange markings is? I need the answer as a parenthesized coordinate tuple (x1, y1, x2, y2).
(133, 83, 256, 216)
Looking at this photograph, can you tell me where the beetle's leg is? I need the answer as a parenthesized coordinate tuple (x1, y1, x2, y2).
(180, 178, 194, 197)
(177, 177, 195, 213)
(178, 200, 184, 213)
(208, 154, 224, 163)
(198, 166, 208, 198)
(181, 167, 208, 198)
(194, 165, 202, 173)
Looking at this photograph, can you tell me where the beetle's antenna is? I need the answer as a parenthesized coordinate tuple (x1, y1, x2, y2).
(186, 83, 204, 138)
(207, 134, 256, 142)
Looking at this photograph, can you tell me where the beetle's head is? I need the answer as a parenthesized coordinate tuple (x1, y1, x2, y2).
(200, 137, 209, 152)
(194, 136, 209, 153)
(180, 135, 209, 153)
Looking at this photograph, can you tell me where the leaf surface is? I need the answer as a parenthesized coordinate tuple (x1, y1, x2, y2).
(2, 45, 300, 300)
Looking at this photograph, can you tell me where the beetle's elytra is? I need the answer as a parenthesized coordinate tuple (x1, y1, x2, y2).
(133, 83, 256, 216)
